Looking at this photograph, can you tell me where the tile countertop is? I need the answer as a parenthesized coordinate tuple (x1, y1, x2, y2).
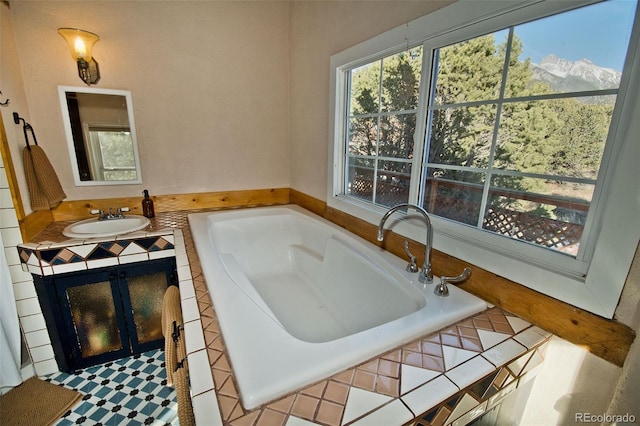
(29, 210, 551, 426)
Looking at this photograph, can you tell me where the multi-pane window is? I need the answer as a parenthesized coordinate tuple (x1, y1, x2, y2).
(346, 47, 422, 207)
(342, 0, 637, 257)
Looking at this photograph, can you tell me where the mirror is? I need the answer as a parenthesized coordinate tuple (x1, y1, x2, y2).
(58, 86, 142, 186)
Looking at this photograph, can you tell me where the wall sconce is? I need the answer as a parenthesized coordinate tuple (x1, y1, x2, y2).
(58, 28, 100, 85)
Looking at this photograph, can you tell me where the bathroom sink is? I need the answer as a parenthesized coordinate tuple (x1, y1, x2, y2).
(63, 215, 151, 238)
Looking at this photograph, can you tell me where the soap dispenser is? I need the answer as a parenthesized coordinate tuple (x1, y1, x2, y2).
(142, 190, 155, 218)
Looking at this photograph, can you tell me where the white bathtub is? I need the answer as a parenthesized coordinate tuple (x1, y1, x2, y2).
(188, 205, 487, 409)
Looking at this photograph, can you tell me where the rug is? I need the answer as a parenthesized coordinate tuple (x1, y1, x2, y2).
(0, 377, 83, 426)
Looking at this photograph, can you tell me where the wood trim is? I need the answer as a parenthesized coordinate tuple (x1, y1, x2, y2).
(50, 188, 291, 221)
(290, 189, 326, 217)
(294, 192, 635, 367)
(154, 188, 290, 213)
(20, 210, 54, 242)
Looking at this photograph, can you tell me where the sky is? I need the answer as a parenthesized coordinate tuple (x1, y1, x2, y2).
(514, 0, 638, 71)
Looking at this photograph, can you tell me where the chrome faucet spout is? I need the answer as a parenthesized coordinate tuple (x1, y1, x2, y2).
(377, 203, 433, 283)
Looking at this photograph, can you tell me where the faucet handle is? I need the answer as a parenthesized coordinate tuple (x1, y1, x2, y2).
(91, 209, 107, 220)
(434, 267, 472, 297)
(404, 241, 419, 273)
(115, 207, 130, 218)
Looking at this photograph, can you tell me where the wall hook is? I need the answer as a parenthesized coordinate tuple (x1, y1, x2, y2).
(13, 112, 38, 151)
(0, 90, 9, 107)
(13, 112, 24, 125)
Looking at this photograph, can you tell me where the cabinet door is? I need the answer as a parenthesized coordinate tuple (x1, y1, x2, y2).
(117, 260, 175, 354)
(56, 270, 131, 369)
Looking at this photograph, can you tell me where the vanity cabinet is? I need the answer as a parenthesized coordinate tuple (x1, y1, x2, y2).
(34, 258, 177, 372)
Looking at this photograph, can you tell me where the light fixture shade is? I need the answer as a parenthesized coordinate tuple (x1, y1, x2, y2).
(58, 28, 99, 62)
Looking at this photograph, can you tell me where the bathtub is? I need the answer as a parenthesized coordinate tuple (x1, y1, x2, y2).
(188, 205, 487, 409)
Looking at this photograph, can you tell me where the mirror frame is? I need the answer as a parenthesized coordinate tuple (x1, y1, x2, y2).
(58, 86, 143, 186)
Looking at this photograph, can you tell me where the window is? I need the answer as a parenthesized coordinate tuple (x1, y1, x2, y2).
(86, 125, 138, 181)
(422, 9, 627, 258)
(330, 0, 640, 318)
(346, 47, 422, 207)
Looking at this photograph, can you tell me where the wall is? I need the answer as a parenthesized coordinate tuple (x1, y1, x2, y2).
(7, 1, 290, 213)
(1, 0, 31, 212)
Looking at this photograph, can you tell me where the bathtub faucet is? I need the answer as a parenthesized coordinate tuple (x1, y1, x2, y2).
(377, 203, 433, 284)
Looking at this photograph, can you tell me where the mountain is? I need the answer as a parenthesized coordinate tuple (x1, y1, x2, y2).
(530, 54, 621, 93)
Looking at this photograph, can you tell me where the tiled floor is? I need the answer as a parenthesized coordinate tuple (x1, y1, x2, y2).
(47, 349, 178, 426)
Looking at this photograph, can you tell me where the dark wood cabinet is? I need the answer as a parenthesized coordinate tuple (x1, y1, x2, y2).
(34, 258, 177, 372)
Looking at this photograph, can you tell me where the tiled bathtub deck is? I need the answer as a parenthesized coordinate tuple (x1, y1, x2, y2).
(32, 210, 550, 426)
(173, 211, 550, 426)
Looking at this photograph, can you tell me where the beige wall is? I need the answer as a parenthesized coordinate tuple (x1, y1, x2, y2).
(1, 2, 31, 208)
(7, 1, 290, 211)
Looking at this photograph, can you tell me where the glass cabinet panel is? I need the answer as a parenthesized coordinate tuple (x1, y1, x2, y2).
(127, 271, 166, 344)
(35, 257, 176, 372)
(66, 280, 123, 358)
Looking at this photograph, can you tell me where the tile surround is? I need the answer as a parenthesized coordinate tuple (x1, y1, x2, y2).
(3, 156, 59, 377)
(18, 231, 176, 277)
(20, 209, 551, 426)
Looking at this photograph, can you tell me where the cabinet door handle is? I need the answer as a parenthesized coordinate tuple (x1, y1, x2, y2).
(109, 273, 116, 281)
(119, 272, 126, 279)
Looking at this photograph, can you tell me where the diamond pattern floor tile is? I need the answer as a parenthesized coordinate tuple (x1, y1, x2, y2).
(48, 349, 177, 426)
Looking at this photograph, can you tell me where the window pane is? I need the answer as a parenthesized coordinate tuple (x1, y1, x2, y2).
(347, 157, 375, 202)
(376, 160, 411, 207)
(433, 31, 507, 105)
(103, 170, 137, 180)
(381, 47, 423, 112)
(350, 62, 381, 115)
(483, 175, 594, 255)
(422, 168, 485, 226)
(380, 113, 416, 159)
(507, 1, 635, 98)
(96, 130, 137, 181)
(349, 117, 378, 156)
(495, 97, 614, 178)
(427, 105, 497, 168)
(549, 96, 614, 179)
(97, 131, 135, 168)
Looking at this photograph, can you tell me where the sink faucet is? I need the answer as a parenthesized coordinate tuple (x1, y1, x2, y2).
(91, 207, 130, 221)
(377, 203, 433, 284)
